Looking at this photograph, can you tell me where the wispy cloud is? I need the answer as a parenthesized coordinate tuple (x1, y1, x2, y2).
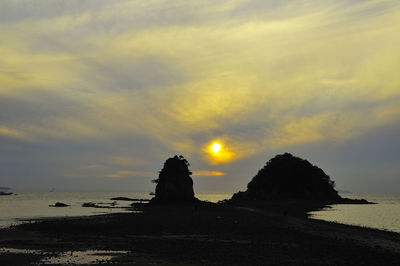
(192, 171, 226, 177)
(104, 170, 154, 179)
(0, 126, 30, 141)
(1, 0, 400, 192)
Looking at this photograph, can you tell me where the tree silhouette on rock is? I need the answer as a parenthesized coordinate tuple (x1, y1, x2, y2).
(233, 153, 342, 201)
(152, 155, 196, 202)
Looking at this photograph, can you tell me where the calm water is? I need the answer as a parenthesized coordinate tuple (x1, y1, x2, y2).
(0, 191, 231, 228)
(310, 194, 400, 233)
(2, 192, 399, 233)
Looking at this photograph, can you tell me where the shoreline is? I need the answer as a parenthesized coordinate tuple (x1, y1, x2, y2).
(1, 201, 400, 265)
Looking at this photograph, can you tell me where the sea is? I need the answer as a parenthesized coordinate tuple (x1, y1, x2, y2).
(309, 194, 400, 233)
(0, 191, 230, 228)
(1, 192, 400, 234)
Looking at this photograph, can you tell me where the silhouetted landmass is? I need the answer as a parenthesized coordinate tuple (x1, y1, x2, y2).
(229, 153, 372, 215)
(151, 155, 196, 203)
(232, 153, 341, 201)
(81, 202, 128, 209)
(82, 202, 97, 208)
(49, 202, 69, 207)
(110, 197, 150, 202)
(0, 187, 12, 196)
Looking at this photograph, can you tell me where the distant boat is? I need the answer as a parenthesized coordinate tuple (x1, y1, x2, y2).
(0, 191, 13, 196)
(50, 188, 55, 192)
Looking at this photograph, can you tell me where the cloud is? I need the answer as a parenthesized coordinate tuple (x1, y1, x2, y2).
(0, 126, 30, 141)
(2, 0, 399, 147)
(104, 170, 153, 179)
(192, 171, 225, 177)
(107, 156, 146, 167)
(1, 0, 400, 192)
(62, 165, 155, 179)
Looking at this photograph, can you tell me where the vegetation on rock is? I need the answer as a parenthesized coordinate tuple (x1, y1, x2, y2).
(232, 153, 341, 201)
(152, 155, 196, 202)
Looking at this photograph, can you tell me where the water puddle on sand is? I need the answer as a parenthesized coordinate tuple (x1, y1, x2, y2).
(0, 247, 128, 264)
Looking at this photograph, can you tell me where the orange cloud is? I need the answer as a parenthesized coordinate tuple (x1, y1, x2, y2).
(192, 171, 225, 177)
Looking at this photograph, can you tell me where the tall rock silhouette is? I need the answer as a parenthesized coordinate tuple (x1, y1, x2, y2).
(232, 153, 341, 201)
(152, 155, 195, 202)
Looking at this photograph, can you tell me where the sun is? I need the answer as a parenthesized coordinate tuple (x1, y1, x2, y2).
(211, 143, 221, 153)
(205, 140, 234, 164)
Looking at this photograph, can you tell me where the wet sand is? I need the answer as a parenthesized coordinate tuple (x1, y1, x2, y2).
(1, 201, 400, 265)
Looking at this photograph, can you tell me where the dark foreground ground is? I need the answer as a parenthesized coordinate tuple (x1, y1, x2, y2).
(1, 201, 400, 265)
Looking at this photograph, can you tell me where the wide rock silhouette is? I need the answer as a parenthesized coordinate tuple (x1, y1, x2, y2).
(233, 153, 342, 201)
(152, 155, 196, 202)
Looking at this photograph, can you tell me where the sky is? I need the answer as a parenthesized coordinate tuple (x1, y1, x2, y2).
(1, 0, 400, 194)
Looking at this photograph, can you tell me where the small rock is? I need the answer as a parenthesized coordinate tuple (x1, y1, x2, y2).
(50, 202, 69, 207)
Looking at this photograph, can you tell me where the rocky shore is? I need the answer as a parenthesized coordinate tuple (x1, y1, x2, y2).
(1, 154, 395, 265)
(1, 200, 400, 265)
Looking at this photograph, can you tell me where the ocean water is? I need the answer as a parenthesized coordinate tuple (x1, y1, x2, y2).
(0, 191, 231, 228)
(309, 194, 400, 233)
(2, 192, 399, 234)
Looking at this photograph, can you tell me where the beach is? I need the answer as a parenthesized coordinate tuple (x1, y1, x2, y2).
(1, 201, 400, 265)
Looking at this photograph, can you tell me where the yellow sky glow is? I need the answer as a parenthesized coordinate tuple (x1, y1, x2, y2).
(1, 0, 400, 174)
(205, 140, 235, 164)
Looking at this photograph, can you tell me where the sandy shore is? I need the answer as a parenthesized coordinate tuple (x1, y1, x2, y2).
(1, 201, 400, 265)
